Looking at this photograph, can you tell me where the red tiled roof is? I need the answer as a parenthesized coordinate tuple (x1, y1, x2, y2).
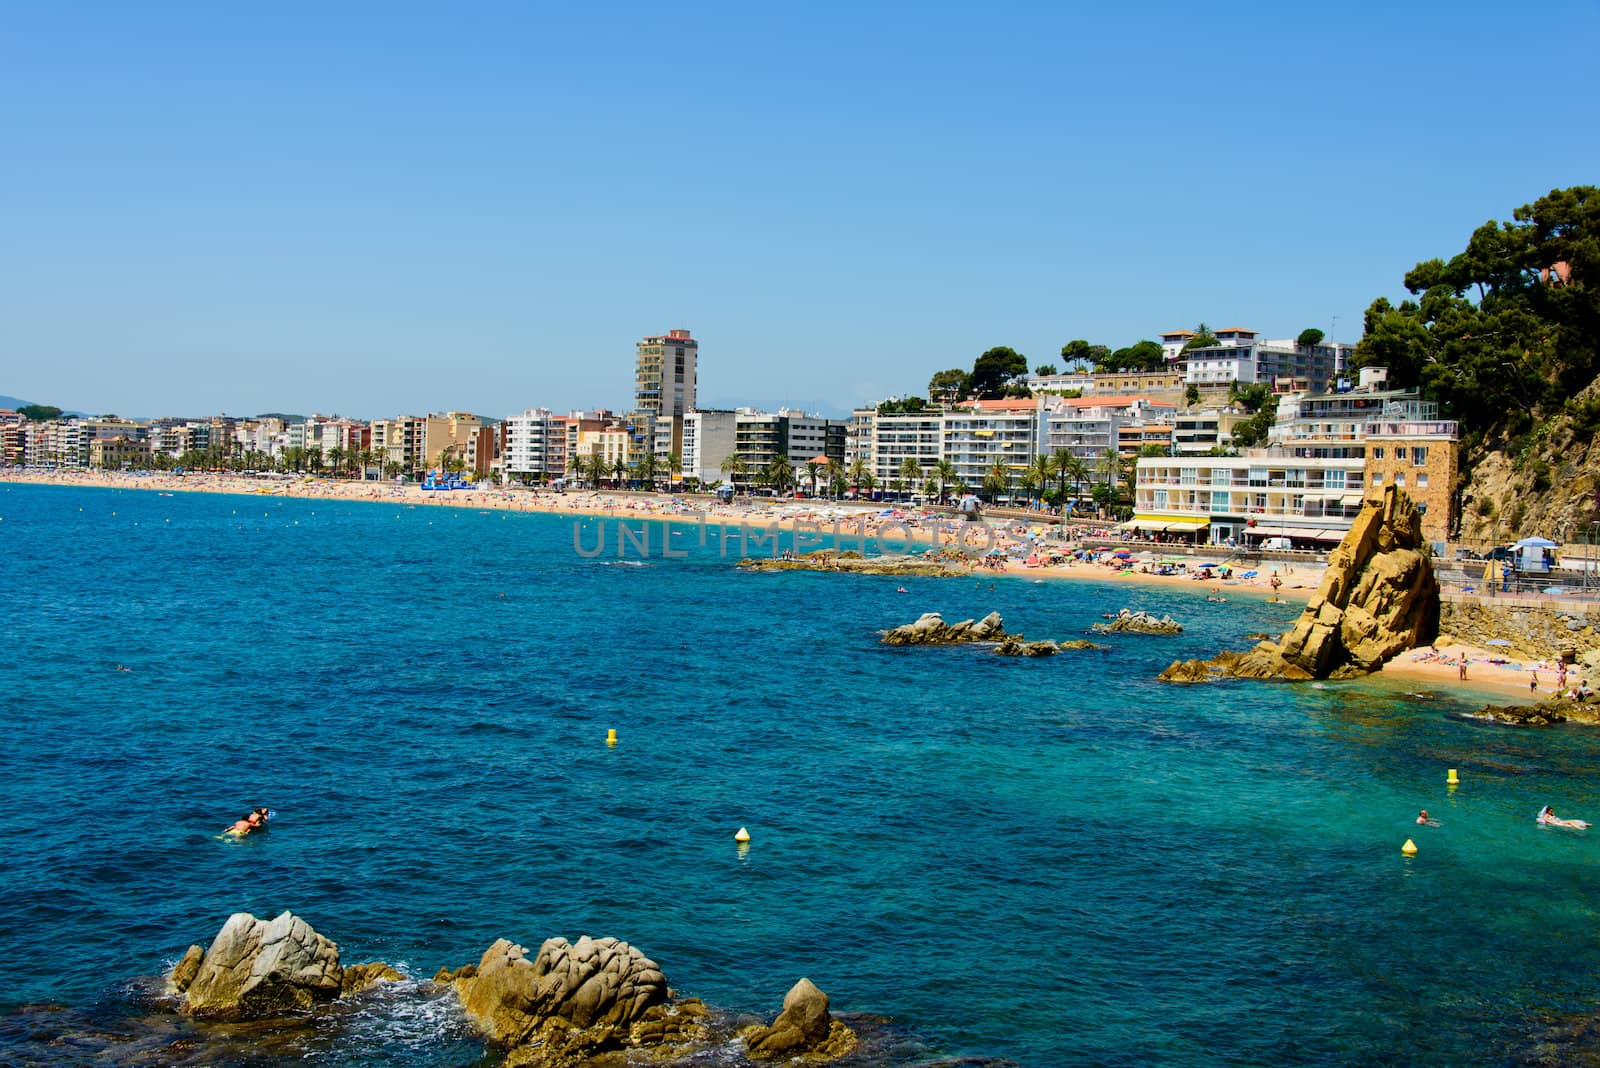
(1057, 395, 1176, 409)
(957, 398, 1041, 411)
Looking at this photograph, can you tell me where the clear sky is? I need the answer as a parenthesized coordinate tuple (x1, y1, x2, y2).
(3, 2, 1597, 419)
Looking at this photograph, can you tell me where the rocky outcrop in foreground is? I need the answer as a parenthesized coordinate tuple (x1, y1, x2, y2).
(169, 912, 397, 1020)
(1161, 486, 1439, 683)
(882, 611, 1012, 645)
(1090, 609, 1183, 635)
(743, 978, 858, 1061)
(442, 935, 717, 1066)
(166, 916, 857, 1065)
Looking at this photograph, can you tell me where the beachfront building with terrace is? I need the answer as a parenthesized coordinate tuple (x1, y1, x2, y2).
(1182, 328, 1353, 392)
(1133, 367, 1460, 545)
(1131, 453, 1367, 545)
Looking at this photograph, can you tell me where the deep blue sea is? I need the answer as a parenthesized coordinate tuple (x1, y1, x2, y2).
(4, 482, 1600, 1066)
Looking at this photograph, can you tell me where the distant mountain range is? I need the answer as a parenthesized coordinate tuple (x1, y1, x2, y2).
(0, 394, 89, 417)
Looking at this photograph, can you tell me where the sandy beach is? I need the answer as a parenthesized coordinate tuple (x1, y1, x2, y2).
(8, 468, 1559, 706)
(0, 468, 1319, 592)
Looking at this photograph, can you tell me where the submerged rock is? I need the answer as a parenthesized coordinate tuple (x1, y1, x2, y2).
(173, 912, 368, 1020)
(742, 552, 964, 577)
(1090, 609, 1183, 635)
(882, 611, 1013, 645)
(743, 978, 858, 1061)
(993, 638, 1059, 656)
(1162, 486, 1439, 683)
(1474, 694, 1600, 727)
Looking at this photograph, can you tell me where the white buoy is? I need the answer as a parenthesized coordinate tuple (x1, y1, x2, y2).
(734, 827, 751, 843)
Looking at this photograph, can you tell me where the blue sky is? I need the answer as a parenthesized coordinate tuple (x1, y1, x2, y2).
(3, 2, 1597, 419)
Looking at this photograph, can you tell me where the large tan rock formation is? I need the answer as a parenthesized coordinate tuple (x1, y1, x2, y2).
(170, 911, 392, 1020)
(1161, 486, 1440, 682)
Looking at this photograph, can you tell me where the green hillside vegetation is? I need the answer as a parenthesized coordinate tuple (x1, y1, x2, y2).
(1353, 185, 1599, 539)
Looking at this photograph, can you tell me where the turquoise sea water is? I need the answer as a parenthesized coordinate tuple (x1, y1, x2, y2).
(4, 481, 1600, 1066)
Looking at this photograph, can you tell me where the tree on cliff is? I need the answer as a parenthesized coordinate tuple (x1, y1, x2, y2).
(1353, 185, 1599, 437)
(18, 404, 62, 422)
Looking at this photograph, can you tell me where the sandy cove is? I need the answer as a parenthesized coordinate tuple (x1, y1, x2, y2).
(4, 469, 1548, 705)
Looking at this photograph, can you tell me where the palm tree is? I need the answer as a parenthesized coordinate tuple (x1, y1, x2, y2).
(847, 458, 868, 496)
(1099, 447, 1122, 497)
(983, 459, 1010, 503)
(898, 457, 923, 501)
(611, 455, 629, 488)
(383, 459, 404, 480)
(805, 460, 821, 498)
(328, 445, 346, 478)
(636, 452, 659, 490)
(1065, 455, 1089, 510)
(1022, 455, 1049, 502)
(1048, 449, 1072, 504)
(826, 458, 845, 498)
(763, 458, 796, 495)
(587, 453, 610, 489)
(720, 453, 748, 491)
(934, 458, 957, 503)
(666, 452, 683, 490)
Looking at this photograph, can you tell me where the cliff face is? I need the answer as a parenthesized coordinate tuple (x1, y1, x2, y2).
(1456, 371, 1600, 544)
(1162, 486, 1439, 682)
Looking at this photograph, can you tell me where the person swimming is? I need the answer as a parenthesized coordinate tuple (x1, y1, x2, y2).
(224, 807, 273, 837)
(1416, 809, 1439, 827)
(1537, 805, 1589, 829)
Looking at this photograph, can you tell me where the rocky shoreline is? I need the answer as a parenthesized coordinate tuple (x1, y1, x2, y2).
(741, 549, 969, 577)
(158, 911, 859, 1067)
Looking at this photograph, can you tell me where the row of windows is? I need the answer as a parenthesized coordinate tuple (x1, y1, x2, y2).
(1371, 472, 1429, 488)
(1370, 446, 1429, 464)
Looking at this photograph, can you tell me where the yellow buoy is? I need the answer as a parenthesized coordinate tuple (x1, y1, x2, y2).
(1401, 838, 1418, 855)
(606, 729, 617, 746)
(734, 827, 751, 843)
(1447, 769, 1459, 786)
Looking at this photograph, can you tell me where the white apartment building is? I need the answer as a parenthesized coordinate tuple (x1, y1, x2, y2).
(1172, 409, 1248, 455)
(1183, 328, 1353, 391)
(941, 401, 1048, 496)
(1044, 407, 1121, 462)
(503, 408, 560, 480)
(850, 409, 944, 487)
(682, 410, 738, 485)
